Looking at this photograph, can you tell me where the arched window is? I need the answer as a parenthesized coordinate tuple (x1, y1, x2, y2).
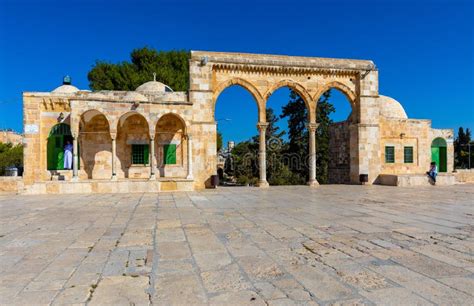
(47, 123, 72, 170)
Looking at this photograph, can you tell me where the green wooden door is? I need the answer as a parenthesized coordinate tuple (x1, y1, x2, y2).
(439, 147, 447, 172)
(431, 147, 439, 170)
(47, 136, 65, 170)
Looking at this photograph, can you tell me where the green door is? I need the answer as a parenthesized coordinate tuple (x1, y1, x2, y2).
(47, 135, 65, 170)
(439, 147, 447, 172)
(431, 147, 439, 170)
(431, 137, 447, 173)
(47, 123, 71, 170)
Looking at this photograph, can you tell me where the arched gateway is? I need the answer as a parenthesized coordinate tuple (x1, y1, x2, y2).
(21, 51, 454, 193)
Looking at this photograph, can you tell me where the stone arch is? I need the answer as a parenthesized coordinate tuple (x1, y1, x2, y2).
(79, 109, 111, 130)
(313, 81, 356, 107)
(79, 109, 112, 179)
(116, 111, 151, 178)
(213, 78, 266, 122)
(155, 113, 188, 177)
(116, 111, 151, 132)
(265, 79, 315, 123)
(153, 112, 189, 136)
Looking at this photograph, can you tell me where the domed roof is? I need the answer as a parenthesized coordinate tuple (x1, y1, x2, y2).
(52, 84, 80, 94)
(136, 81, 173, 93)
(378, 95, 407, 119)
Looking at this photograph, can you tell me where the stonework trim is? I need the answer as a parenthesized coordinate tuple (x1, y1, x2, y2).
(212, 77, 265, 122)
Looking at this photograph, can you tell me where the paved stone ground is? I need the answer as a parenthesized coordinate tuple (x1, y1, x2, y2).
(0, 185, 473, 305)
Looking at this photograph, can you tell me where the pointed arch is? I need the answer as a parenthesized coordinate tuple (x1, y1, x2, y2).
(79, 109, 111, 131)
(313, 81, 356, 107)
(116, 111, 150, 132)
(213, 78, 265, 122)
(155, 112, 188, 135)
(265, 79, 314, 123)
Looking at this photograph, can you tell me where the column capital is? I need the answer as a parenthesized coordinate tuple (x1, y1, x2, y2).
(306, 123, 320, 132)
(257, 122, 269, 131)
(186, 133, 193, 140)
(110, 132, 117, 140)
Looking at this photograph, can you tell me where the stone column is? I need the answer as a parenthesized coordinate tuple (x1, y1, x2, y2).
(111, 134, 117, 181)
(186, 134, 193, 179)
(257, 122, 269, 188)
(307, 123, 319, 187)
(72, 136, 79, 181)
(150, 137, 156, 180)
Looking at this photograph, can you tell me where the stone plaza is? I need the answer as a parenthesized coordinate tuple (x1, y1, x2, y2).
(1, 185, 473, 305)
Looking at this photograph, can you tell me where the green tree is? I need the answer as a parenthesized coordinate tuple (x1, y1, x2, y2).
(88, 47, 190, 91)
(315, 91, 335, 184)
(280, 90, 334, 183)
(454, 127, 473, 168)
(0, 142, 23, 176)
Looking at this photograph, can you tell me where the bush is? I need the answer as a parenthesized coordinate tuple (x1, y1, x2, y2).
(0, 142, 23, 176)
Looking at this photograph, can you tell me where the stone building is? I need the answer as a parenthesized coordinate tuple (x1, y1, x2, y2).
(0, 129, 22, 145)
(20, 51, 454, 194)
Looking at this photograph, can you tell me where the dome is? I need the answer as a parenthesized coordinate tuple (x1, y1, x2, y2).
(378, 95, 408, 119)
(136, 81, 173, 93)
(52, 84, 79, 94)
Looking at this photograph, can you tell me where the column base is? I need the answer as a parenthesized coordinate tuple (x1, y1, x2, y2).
(111, 174, 117, 181)
(258, 180, 269, 188)
(71, 176, 79, 182)
(307, 179, 319, 187)
(149, 174, 156, 181)
(186, 175, 193, 180)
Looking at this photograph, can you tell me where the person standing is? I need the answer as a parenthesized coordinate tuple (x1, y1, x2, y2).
(64, 140, 73, 170)
(426, 161, 438, 184)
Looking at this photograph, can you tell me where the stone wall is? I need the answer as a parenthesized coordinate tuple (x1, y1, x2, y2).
(0, 130, 22, 145)
(454, 169, 474, 183)
(328, 121, 351, 184)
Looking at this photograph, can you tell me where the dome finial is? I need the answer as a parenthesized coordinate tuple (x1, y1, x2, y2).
(153, 72, 156, 82)
(63, 75, 71, 85)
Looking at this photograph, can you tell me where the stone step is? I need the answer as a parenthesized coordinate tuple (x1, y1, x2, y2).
(377, 173, 456, 187)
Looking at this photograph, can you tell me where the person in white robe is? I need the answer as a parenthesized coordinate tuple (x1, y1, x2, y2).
(64, 140, 73, 170)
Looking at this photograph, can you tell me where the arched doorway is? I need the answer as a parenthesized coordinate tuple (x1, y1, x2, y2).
(431, 137, 447, 172)
(155, 113, 187, 178)
(79, 110, 111, 179)
(47, 123, 72, 170)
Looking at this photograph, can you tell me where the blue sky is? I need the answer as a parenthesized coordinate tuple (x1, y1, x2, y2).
(0, 0, 472, 144)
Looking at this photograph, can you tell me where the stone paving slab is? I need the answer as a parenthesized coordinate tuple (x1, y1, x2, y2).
(0, 185, 473, 305)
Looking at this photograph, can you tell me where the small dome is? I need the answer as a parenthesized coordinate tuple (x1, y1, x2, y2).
(52, 84, 80, 94)
(136, 81, 173, 93)
(378, 95, 408, 119)
(123, 91, 147, 102)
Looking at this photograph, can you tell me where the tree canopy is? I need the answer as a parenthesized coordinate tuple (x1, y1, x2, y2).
(88, 47, 190, 91)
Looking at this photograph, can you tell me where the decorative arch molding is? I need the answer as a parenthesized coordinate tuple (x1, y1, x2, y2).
(313, 81, 357, 107)
(116, 111, 151, 134)
(264, 79, 315, 123)
(79, 109, 111, 130)
(213, 77, 265, 122)
(154, 112, 189, 136)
